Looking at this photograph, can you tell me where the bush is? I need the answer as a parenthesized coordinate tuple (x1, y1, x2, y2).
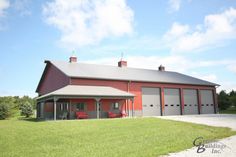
(0, 104, 10, 120)
(20, 102, 33, 118)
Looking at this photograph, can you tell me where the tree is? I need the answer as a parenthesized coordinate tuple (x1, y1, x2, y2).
(229, 90, 236, 107)
(218, 90, 231, 110)
(0, 104, 10, 120)
(20, 102, 33, 118)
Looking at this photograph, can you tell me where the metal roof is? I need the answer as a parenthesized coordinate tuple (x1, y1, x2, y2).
(36, 85, 134, 100)
(49, 60, 219, 86)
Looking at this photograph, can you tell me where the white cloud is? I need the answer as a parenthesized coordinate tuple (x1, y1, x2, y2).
(168, 0, 181, 13)
(0, 0, 9, 17)
(43, 0, 134, 48)
(83, 55, 236, 73)
(163, 22, 189, 40)
(12, 0, 31, 16)
(164, 7, 236, 53)
(83, 55, 194, 72)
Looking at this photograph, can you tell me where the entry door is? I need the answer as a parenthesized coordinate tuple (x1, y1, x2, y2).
(200, 90, 215, 114)
(164, 88, 181, 115)
(183, 89, 199, 115)
(142, 87, 161, 116)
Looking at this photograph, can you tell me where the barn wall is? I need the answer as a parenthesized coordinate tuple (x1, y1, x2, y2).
(37, 63, 70, 95)
(70, 78, 216, 113)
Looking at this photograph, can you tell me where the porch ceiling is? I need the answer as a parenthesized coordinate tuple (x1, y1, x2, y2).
(36, 85, 134, 101)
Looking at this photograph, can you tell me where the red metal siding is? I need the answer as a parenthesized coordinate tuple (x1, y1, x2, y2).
(44, 102, 53, 112)
(38, 64, 70, 95)
(70, 99, 95, 111)
(70, 78, 216, 113)
(69, 98, 125, 112)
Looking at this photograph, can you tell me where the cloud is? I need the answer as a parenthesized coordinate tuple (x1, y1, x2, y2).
(0, 0, 9, 17)
(168, 0, 181, 13)
(164, 7, 236, 53)
(12, 0, 31, 16)
(227, 64, 236, 74)
(43, 0, 134, 48)
(83, 55, 227, 73)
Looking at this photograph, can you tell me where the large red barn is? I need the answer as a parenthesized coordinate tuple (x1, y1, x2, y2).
(36, 56, 219, 120)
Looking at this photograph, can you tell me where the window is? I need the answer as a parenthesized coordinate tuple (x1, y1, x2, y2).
(76, 103, 85, 111)
(112, 102, 119, 109)
(58, 103, 68, 111)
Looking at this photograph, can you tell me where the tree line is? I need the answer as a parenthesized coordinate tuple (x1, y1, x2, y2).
(218, 90, 236, 110)
(0, 96, 36, 120)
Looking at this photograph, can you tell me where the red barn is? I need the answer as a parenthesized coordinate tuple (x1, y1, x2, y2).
(36, 56, 219, 120)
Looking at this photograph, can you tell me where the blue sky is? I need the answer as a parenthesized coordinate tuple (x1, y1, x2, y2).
(0, 0, 236, 97)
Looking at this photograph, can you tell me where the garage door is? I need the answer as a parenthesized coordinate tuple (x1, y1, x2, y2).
(164, 88, 181, 115)
(183, 89, 199, 115)
(142, 87, 161, 116)
(200, 90, 215, 114)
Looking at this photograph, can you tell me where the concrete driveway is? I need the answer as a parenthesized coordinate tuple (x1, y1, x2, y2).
(158, 114, 236, 157)
(158, 114, 236, 130)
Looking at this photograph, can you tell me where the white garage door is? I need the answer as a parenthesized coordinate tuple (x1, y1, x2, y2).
(183, 89, 199, 115)
(164, 88, 181, 115)
(200, 90, 215, 114)
(142, 87, 161, 116)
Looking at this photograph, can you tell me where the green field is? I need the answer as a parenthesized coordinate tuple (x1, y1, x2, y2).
(0, 117, 235, 157)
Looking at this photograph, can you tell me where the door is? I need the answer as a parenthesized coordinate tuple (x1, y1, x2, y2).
(200, 90, 215, 114)
(164, 88, 181, 115)
(183, 89, 199, 115)
(142, 87, 161, 116)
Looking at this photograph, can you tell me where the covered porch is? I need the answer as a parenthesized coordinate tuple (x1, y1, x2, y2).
(36, 85, 135, 120)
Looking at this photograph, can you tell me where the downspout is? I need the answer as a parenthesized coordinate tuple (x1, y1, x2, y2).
(127, 81, 131, 117)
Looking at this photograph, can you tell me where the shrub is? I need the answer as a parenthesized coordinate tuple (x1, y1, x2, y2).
(0, 104, 10, 120)
(20, 102, 33, 118)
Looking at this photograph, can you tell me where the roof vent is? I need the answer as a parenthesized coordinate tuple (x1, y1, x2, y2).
(118, 60, 127, 67)
(158, 65, 165, 71)
(69, 56, 77, 63)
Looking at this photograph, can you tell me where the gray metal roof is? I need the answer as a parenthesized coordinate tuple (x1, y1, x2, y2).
(49, 60, 219, 86)
(37, 85, 134, 100)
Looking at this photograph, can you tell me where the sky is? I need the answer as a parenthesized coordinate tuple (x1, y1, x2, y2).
(0, 0, 236, 97)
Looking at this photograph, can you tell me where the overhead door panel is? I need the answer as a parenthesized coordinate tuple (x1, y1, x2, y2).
(183, 89, 199, 115)
(142, 87, 161, 116)
(200, 90, 215, 114)
(164, 88, 181, 115)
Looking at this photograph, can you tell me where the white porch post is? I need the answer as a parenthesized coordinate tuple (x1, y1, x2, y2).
(95, 98, 101, 119)
(131, 98, 134, 117)
(53, 97, 58, 120)
(127, 100, 130, 117)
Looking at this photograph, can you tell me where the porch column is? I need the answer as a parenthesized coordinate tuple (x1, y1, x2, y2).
(95, 98, 101, 119)
(127, 99, 130, 117)
(131, 98, 134, 117)
(53, 97, 58, 120)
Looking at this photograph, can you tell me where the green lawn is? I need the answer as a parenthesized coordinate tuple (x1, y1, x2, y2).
(0, 118, 235, 157)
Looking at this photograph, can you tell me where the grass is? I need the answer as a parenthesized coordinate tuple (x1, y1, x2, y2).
(0, 117, 235, 157)
(219, 106, 236, 114)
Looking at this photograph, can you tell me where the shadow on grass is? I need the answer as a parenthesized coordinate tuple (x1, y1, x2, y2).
(18, 117, 44, 122)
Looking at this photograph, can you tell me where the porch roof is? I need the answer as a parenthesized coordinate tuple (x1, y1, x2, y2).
(36, 85, 134, 101)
